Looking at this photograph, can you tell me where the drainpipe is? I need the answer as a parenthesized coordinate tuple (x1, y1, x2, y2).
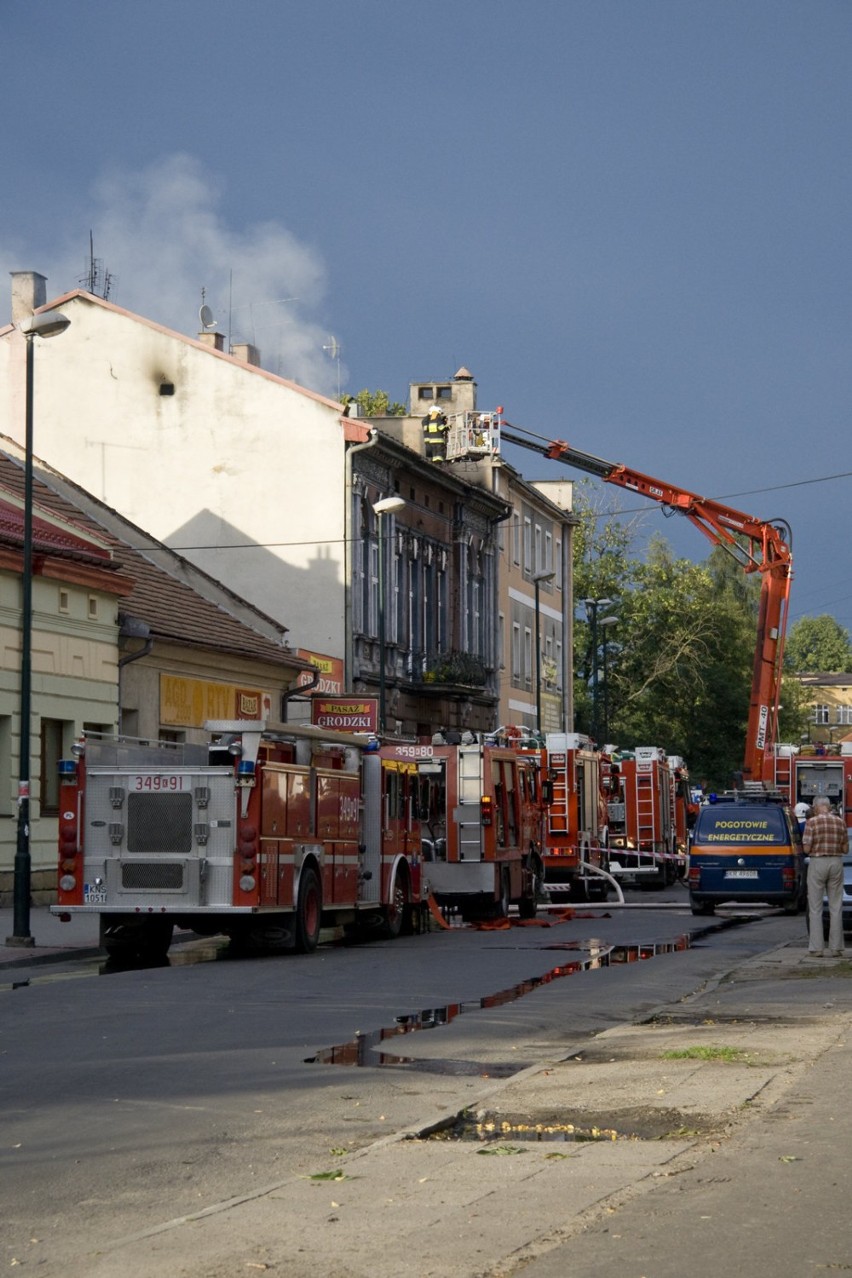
(278, 666, 320, 722)
(117, 615, 153, 734)
(562, 527, 574, 732)
(343, 428, 379, 694)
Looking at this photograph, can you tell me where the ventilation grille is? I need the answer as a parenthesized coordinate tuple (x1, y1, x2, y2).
(121, 862, 184, 891)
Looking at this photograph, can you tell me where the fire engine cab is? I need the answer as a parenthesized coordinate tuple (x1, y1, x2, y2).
(51, 721, 425, 961)
(534, 732, 611, 900)
(388, 731, 543, 921)
(767, 742, 852, 831)
(605, 746, 685, 886)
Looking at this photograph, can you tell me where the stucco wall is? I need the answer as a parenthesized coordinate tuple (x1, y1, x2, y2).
(1, 298, 347, 657)
(0, 571, 119, 898)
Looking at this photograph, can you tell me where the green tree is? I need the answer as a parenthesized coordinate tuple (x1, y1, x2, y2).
(607, 539, 755, 786)
(342, 388, 406, 417)
(572, 488, 776, 787)
(784, 614, 852, 673)
(571, 486, 635, 735)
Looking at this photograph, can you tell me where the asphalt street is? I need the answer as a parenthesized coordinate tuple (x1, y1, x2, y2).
(2, 902, 851, 1277)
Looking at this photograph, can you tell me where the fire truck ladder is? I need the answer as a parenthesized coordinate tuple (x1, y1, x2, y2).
(771, 749, 794, 802)
(635, 767, 658, 860)
(457, 744, 485, 861)
(546, 755, 570, 846)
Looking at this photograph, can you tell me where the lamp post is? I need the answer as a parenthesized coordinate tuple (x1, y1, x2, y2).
(599, 615, 618, 744)
(372, 496, 406, 735)
(583, 597, 613, 744)
(8, 309, 71, 947)
(533, 570, 556, 734)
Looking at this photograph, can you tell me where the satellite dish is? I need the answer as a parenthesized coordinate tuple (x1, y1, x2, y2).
(199, 304, 216, 330)
(323, 336, 340, 361)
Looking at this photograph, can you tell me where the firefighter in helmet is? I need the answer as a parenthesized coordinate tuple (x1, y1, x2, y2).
(422, 404, 448, 462)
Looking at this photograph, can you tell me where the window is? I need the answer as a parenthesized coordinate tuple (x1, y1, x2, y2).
(545, 530, 553, 573)
(436, 386, 452, 400)
(512, 511, 521, 565)
(837, 705, 852, 726)
(534, 524, 543, 574)
(368, 541, 379, 636)
(40, 718, 72, 817)
(813, 704, 830, 725)
(390, 548, 401, 646)
(512, 622, 521, 681)
(58, 589, 70, 614)
(418, 387, 434, 401)
(523, 626, 532, 688)
(523, 517, 532, 574)
(555, 539, 562, 589)
(0, 716, 11, 816)
(87, 596, 98, 620)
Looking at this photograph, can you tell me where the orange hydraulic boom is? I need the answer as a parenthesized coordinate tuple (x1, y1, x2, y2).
(500, 423, 792, 783)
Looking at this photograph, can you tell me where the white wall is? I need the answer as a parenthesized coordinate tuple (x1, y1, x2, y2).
(0, 296, 347, 657)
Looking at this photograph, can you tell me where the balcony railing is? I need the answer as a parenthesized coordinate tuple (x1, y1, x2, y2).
(419, 650, 489, 688)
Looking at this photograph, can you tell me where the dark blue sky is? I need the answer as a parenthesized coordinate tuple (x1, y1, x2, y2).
(2, 1, 849, 626)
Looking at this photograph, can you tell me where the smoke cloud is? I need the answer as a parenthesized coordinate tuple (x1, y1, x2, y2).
(3, 153, 345, 397)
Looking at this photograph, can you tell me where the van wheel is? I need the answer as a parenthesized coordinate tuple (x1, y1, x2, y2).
(690, 899, 715, 916)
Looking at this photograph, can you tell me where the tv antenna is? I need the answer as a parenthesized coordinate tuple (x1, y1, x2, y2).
(79, 230, 114, 300)
(323, 336, 342, 399)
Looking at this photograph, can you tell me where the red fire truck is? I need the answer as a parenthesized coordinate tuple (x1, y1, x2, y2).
(529, 731, 611, 900)
(766, 742, 852, 830)
(395, 732, 543, 921)
(52, 721, 426, 961)
(667, 754, 699, 854)
(604, 746, 685, 886)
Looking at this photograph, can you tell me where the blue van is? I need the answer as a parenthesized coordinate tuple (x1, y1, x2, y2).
(688, 790, 805, 916)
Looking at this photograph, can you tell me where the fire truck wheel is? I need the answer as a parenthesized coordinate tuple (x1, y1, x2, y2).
(588, 876, 611, 903)
(494, 867, 510, 920)
(518, 854, 543, 919)
(381, 864, 412, 939)
(569, 877, 590, 904)
(100, 917, 174, 963)
(294, 865, 323, 953)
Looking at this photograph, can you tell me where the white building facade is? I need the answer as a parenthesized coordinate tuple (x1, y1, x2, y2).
(0, 274, 351, 660)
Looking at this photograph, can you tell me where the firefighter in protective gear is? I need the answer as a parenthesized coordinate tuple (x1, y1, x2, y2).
(422, 404, 448, 461)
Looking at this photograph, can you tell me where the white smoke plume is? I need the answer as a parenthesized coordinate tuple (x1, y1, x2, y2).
(3, 153, 345, 397)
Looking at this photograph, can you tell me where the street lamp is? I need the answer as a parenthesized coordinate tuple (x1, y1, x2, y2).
(599, 615, 618, 744)
(533, 570, 556, 734)
(583, 597, 613, 744)
(8, 309, 71, 947)
(372, 496, 406, 735)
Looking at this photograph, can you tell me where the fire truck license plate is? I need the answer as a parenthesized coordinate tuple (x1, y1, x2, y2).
(725, 870, 758, 878)
(84, 887, 107, 903)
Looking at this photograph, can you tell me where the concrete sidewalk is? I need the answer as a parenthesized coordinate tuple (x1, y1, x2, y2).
(0, 905, 102, 968)
(34, 935, 852, 1278)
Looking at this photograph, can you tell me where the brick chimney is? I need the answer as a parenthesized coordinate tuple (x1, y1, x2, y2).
(10, 271, 47, 323)
(197, 330, 225, 352)
(231, 342, 261, 367)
